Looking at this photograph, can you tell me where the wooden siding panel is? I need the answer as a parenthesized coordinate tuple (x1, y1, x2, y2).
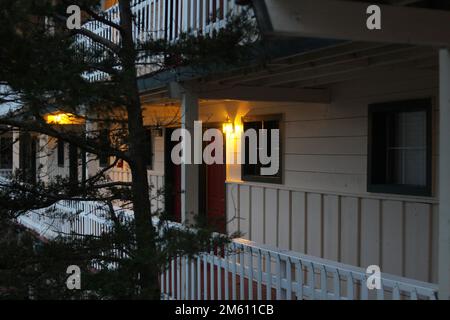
(278, 190, 291, 250)
(251, 186, 265, 244)
(360, 198, 381, 267)
(431, 204, 439, 283)
(381, 200, 404, 276)
(340, 197, 360, 266)
(284, 171, 366, 194)
(404, 202, 431, 282)
(285, 118, 366, 138)
(323, 195, 340, 261)
(226, 184, 239, 236)
(265, 188, 278, 247)
(285, 154, 366, 175)
(306, 193, 322, 257)
(285, 136, 367, 155)
(291, 191, 306, 253)
(239, 185, 250, 239)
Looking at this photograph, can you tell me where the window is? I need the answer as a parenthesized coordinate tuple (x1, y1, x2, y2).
(99, 128, 110, 168)
(241, 114, 282, 184)
(57, 138, 65, 167)
(368, 99, 432, 196)
(0, 135, 13, 169)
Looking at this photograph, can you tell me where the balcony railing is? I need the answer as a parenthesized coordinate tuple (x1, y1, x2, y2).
(79, 0, 244, 81)
(17, 199, 439, 300)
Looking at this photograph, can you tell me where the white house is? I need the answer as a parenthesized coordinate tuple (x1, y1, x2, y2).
(4, 0, 450, 300)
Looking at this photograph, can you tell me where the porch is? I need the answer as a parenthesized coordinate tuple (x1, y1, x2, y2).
(17, 200, 438, 300)
(7, 0, 449, 300)
(78, 38, 443, 295)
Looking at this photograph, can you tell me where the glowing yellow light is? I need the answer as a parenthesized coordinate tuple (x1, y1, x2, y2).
(222, 122, 234, 135)
(234, 123, 243, 135)
(45, 112, 84, 125)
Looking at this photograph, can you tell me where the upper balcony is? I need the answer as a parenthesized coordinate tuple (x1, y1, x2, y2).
(80, 0, 247, 81)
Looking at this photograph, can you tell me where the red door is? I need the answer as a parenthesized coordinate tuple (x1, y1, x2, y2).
(205, 134, 226, 233)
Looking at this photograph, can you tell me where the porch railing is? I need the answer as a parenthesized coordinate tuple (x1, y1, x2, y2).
(17, 200, 439, 300)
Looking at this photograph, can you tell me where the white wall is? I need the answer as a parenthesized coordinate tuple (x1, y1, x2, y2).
(223, 66, 439, 283)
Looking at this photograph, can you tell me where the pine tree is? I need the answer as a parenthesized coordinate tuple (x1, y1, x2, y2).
(0, 0, 256, 299)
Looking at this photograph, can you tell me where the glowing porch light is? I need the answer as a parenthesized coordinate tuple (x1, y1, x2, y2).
(45, 112, 84, 125)
(222, 121, 234, 135)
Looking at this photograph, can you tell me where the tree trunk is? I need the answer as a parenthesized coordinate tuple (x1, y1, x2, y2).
(118, 0, 160, 299)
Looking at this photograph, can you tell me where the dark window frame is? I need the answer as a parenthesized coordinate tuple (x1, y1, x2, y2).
(57, 138, 65, 168)
(145, 128, 154, 170)
(99, 128, 110, 168)
(367, 98, 432, 197)
(241, 114, 283, 184)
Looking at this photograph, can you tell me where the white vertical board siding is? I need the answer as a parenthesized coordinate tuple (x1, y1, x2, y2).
(265, 188, 278, 246)
(251, 186, 265, 244)
(239, 185, 250, 238)
(360, 198, 381, 268)
(404, 202, 431, 282)
(306, 193, 322, 258)
(278, 190, 291, 250)
(291, 191, 306, 253)
(227, 181, 438, 283)
(431, 206, 439, 283)
(323, 195, 340, 261)
(381, 200, 404, 276)
(340, 197, 360, 266)
(226, 183, 239, 235)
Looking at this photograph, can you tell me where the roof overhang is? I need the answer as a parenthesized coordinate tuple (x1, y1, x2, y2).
(252, 0, 450, 47)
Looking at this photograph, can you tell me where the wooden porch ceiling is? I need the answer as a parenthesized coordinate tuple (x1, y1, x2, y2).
(140, 41, 437, 104)
(141, 44, 437, 105)
(208, 42, 437, 88)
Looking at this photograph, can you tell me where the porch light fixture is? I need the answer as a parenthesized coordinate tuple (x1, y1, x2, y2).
(222, 118, 234, 135)
(44, 112, 84, 125)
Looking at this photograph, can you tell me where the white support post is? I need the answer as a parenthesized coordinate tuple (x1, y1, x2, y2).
(181, 89, 200, 225)
(439, 48, 450, 300)
(12, 128, 20, 173)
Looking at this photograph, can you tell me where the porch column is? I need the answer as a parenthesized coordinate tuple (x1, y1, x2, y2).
(12, 128, 20, 172)
(439, 48, 450, 299)
(181, 89, 200, 225)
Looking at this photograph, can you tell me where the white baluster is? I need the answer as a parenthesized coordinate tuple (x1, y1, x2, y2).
(257, 249, 262, 299)
(286, 258, 292, 300)
(210, 250, 215, 300)
(240, 247, 245, 300)
(265, 252, 271, 300)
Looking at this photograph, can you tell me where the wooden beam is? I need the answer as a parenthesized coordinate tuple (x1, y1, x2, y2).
(253, 0, 450, 46)
(187, 83, 331, 103)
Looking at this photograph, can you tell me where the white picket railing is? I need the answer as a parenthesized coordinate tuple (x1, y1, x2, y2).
(161, 240, 438, 301)
(16, 199, 439, 300)
(79, 0, 244, 81)
(109, 167, 132, 182)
